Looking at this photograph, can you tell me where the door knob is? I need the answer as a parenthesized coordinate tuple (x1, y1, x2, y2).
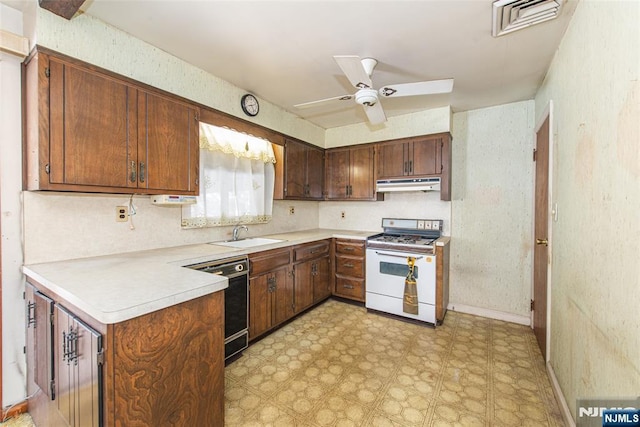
(536, 238, 548, 246)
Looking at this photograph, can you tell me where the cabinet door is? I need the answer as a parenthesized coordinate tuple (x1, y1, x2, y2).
(55, 305, 74, 426)
(325, 148, 350, 199)
(284, 139, 307, 198)
(139, 91, 198, 194)
(249, 275, 272, 339)
(410, 138, 441, 176)
(48, 58, 137, 189)
(377, 141, 407, 179)
(294, 261, 315, 313)
(306, 145, 325, 199)
(55, 305, 103, 427)
(272, 267, 294, 326)
(26, 285, 55, 399)
(73, 317, 103, 427)
(313, 256, 332, 303)
(348, 145, 376, 200)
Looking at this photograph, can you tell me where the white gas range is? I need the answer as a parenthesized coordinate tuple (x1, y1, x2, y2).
(365, 218, 443, 325)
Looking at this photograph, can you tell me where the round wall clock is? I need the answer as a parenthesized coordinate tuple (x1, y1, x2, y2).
(241, 94, 259, 117)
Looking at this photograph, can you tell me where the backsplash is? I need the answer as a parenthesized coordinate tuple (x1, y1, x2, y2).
(22, 192, 319, 264)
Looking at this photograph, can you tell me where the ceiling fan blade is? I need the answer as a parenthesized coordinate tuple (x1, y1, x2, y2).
(363, 101, 386, 125)
(334, 55, 372, 89)
(379, 79, 454, 98)
(294, 94, 353, 109)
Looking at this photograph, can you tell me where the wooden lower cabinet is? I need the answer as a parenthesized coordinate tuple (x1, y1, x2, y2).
(333, 239, 366, 302)
(249, 247, 294, 340)
(249, 240, 332, 341)
(293, 240, 332, 311)
(25, 280, 225, 427)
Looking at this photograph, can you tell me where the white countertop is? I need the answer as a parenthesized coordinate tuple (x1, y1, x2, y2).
(22, 229, 376, 324)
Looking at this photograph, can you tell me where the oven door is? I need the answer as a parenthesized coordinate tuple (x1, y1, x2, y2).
(365, 248, 436, 323)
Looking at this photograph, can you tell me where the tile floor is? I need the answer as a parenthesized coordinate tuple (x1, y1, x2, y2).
(6, 299, 565, 427)
(225, 299, 566, 426)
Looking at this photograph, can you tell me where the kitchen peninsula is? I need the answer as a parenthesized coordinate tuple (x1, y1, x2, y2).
(22, 229, 374, 427)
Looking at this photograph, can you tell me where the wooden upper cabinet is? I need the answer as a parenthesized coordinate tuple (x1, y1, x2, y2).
(48, 58, 136, 189)
(377, 135, 442, 179)
(377, 133, 452, 201)
(138, 91, 198, 193)
(24, 49, 199, 195)
(284, 138, 324, 200)
(325, 144, 377, 200)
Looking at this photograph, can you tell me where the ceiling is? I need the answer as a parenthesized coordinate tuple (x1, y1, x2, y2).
(8, 0, 578, 129)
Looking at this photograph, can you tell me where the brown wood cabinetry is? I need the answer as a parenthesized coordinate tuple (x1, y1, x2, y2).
(25, 279, 225, 427)
(248, 247, 294, 340)
(24, 48, 199, 195)
(54, 305, 102, 427)
(284, 138, 324, 199)
(325, 144, 377, 200)
(248, 240, 332, 341)
(376, 133, 452, 200)
(333, 239, 366, 302)
(293, 240, 332, 310)
(435, 240, 451, 322)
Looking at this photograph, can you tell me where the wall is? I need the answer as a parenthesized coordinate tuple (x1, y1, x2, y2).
(534, 0, 640, 418)
(31, 9, 326, 147)
(324, 106, 451, 148)
(450, 101, 535, 322)
(1, 3, 27, 407)
(318, 192, 451, 236)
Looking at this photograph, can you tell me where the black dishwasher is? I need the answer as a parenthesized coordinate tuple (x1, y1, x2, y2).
(186, 256, 248, 362)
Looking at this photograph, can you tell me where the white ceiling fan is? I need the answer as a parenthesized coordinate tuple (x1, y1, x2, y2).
(294, 55, 454, 125)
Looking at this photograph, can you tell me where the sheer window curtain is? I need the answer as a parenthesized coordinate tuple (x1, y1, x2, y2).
(181, 123, 276, 228)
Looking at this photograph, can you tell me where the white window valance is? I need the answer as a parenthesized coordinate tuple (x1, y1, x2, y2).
(199, 124, 276, 164)
(182, 123, 275, 228)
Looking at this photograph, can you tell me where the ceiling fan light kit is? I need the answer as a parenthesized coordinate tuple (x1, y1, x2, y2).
(294, 55, 454, 125)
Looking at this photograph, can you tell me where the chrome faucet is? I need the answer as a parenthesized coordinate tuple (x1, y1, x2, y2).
(232, 225, 248, 241)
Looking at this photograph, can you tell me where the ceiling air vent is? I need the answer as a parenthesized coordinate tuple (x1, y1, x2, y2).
(492, 0, 563, 37)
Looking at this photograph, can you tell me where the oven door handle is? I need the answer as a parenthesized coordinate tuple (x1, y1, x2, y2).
(374, 251, 424, 260)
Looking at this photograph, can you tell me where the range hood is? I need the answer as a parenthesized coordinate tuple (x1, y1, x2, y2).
(376, 177, 441, 193)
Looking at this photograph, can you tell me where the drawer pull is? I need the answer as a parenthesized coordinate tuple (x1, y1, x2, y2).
(343, 247, 355, 252)
(343, 284, 354, 289)
(343, 263, 355, 268)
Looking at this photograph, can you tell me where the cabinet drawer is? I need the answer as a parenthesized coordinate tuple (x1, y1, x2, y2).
(334, 277, 365, 300)
(249, 248, 291, 276)
(335, 240, 365, 257)
(335, 256, 365, 278)
(293, 240, 330, 262)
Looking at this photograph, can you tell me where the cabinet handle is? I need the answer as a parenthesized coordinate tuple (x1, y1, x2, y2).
(404, 161, 408, 174)
(409, 160, 413, 173)
(130, 160, 137, 183)
(62, 327, 78, 366)
(343, 284, 354, 289)
(343, 247, 355, 252)
(26, 302, 36, 328)
(343, 263, 355, 268)
(139, 162, 146, 183)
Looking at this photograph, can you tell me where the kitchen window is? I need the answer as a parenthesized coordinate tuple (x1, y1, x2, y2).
(181, 123, 276, 228)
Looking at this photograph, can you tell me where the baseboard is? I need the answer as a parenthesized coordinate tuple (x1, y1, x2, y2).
(2, 400, 27, 422)
(547, 362, 575, 427)
(447, 303, 530, 326)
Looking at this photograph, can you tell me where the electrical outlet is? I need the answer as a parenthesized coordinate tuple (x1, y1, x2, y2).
(116, 206, 128, 222)
(289, 206, 295, 215)
(341, 211, 346, 219)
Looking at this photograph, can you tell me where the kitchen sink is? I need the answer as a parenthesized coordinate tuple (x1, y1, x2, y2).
(209, 237, 285, 248)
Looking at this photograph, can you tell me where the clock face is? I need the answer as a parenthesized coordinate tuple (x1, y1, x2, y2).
(241, 94, 259, 116)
